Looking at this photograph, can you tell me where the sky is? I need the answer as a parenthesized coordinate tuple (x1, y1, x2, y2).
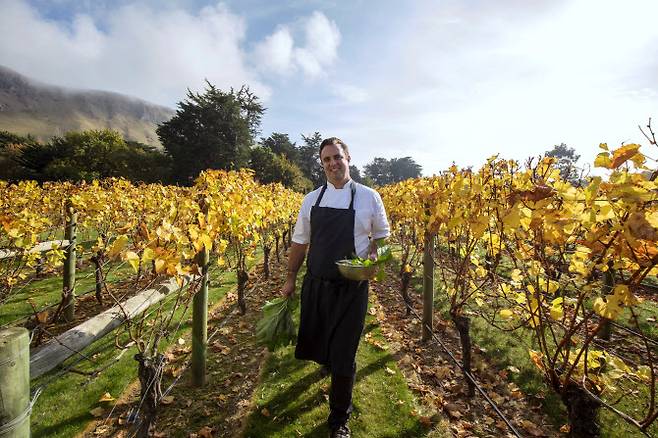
(1, 0, 657, 175)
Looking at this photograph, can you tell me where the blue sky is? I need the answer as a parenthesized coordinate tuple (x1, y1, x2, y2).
(2, 0, 657, 175)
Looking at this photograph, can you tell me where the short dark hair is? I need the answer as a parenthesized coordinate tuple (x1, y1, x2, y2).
(319, 137, 349, 157)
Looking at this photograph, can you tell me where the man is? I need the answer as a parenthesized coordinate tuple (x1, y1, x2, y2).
(282, 137, 390, 438)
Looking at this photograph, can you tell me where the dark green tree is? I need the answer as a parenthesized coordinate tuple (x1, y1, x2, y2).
(249, 146, 312, 193)
(364, 156, 422, 186)
(14, 130, 171, 183)
(349, 164, 371, 186)
(545, 143, 581, 185)
(0, 131, 40, 180)
(297, 132, 324, 188)
(157, 82, 264, 184)
(390, 157, 422, 182)
(261, 132, 299, 163)
(364, 157, 392, 186)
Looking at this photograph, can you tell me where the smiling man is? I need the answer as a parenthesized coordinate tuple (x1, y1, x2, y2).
(282, 137, 390, 438)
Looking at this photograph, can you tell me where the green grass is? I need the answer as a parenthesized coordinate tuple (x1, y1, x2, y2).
(28, 260, 253, 438)
(243, 271, 448, 438)
(1, 261, 134, 326)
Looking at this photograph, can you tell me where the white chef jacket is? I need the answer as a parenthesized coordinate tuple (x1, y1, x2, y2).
(292, 180, 390, 258)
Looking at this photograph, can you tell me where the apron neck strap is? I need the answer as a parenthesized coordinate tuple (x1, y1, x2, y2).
(314, 183, 328, 207)
(349, 181, 356, 209)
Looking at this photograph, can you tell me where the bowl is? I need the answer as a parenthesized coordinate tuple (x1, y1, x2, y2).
(336, 260, 378, 281)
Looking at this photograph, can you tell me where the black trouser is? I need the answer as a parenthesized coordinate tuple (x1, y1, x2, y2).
(328, 364, 356, 429)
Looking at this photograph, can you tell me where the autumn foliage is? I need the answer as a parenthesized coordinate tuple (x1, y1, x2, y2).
(381, 139, 658, 435)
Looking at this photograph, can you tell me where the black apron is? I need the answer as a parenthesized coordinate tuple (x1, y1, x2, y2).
(294, 182, 369, 377)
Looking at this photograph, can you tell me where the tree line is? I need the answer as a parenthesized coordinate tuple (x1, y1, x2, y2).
(0, 81, 423, 190)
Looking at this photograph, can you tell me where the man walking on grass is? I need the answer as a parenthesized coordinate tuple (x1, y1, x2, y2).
(282, 137, 390, 438)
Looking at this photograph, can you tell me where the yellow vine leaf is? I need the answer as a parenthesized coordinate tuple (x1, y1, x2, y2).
(529, 350, 544, 371)
(609, 143, 641, 169)
(594, 152, 611, 168)
(124, 251, 140, 272)
(593, 294, 622, 320)
(499, 309, 514, 319)
(107, 235, 129, 259)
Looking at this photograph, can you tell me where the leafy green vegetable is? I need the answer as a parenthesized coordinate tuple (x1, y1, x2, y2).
(346, 245, 392, 267)
(341, 245, 393, 280)
(256, 296, 298, 352)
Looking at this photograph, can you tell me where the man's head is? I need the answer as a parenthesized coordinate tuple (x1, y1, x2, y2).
(319, 137, 351, 187)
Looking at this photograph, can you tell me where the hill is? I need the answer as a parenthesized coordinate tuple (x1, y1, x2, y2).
(0, 65, 174, 147)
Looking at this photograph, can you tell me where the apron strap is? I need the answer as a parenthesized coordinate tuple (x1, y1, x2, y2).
(349, 181, 356, 210)
(314, 183, 328, 207)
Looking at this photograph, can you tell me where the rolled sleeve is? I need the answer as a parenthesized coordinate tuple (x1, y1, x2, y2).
(291, 194, 313, 244)
(371, 192, 390, 240)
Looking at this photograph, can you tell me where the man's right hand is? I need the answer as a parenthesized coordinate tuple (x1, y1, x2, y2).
(282, 278, 296, 298)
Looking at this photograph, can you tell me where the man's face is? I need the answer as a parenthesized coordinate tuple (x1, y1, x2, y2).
(320, 144, 350, 185)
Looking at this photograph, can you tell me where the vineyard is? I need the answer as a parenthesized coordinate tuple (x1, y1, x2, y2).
(1, 127, 658, 437)
(379, 123, 658, 437)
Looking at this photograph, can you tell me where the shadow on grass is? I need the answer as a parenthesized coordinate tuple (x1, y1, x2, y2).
(33, 411, 92, 437)
(471, 319, 567, 424)
(244, 343, 400, 437)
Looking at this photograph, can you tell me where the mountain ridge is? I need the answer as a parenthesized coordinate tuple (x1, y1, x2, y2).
(0, 65, 174, 147)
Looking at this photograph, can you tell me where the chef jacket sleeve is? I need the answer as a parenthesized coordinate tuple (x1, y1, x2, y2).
(371, 191, 390, 240)
(291, 193, 314, 244)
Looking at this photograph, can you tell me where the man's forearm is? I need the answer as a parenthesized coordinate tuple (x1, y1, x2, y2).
(287, 242, 308, 280)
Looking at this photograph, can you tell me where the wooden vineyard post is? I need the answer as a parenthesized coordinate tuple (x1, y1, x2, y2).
(192, 197, 210, 387)
(422, 233, 434, 342)
(0, 327, 30, 438)
(192, 246, 209, 387)
(63, 201, 77, 322)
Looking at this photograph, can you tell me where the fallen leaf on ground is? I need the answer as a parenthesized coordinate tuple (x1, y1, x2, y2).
(94, 425, 110, 435)
(197, 426, 213, 438)
(521, 419, 544, 436)
(444, 403, 463, 419)
(90, 407, 105, 417)
(161, 395, 175, 405)
(434, 366, 451, 379)
(418, 415, 433, 426)
(98, 392, 115, 402)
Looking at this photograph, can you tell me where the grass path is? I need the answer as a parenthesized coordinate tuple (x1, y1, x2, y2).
(241, 265, 448, 437)
(137, 253, 449, 437)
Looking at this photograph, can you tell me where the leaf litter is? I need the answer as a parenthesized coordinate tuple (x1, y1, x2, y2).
(369, 264, 562, 437)
(83, 261, 281, 437)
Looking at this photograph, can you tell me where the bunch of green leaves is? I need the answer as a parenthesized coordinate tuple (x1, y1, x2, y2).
(256, 296, 298, 351)
(346, 245, 393, 280)
(347, 245, 392, 266)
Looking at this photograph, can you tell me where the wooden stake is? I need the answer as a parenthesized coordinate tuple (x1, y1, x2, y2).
(422, 233, 434, 342)
(192, 247, 209, 387)
(0, 327, 30, 438)
(63, 201, 77, 322)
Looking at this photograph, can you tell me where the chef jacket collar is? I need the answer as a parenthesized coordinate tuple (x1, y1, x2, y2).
(326, 179, 353, 190)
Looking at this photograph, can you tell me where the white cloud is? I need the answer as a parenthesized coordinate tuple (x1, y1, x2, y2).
(0, 0, 270, 106)
(332, 84, 369, 104)
(323, 0, 658, 175)
(300, 11, 340, 68)
(253, 11, 341, 78)
(253, 26, 294, 75)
